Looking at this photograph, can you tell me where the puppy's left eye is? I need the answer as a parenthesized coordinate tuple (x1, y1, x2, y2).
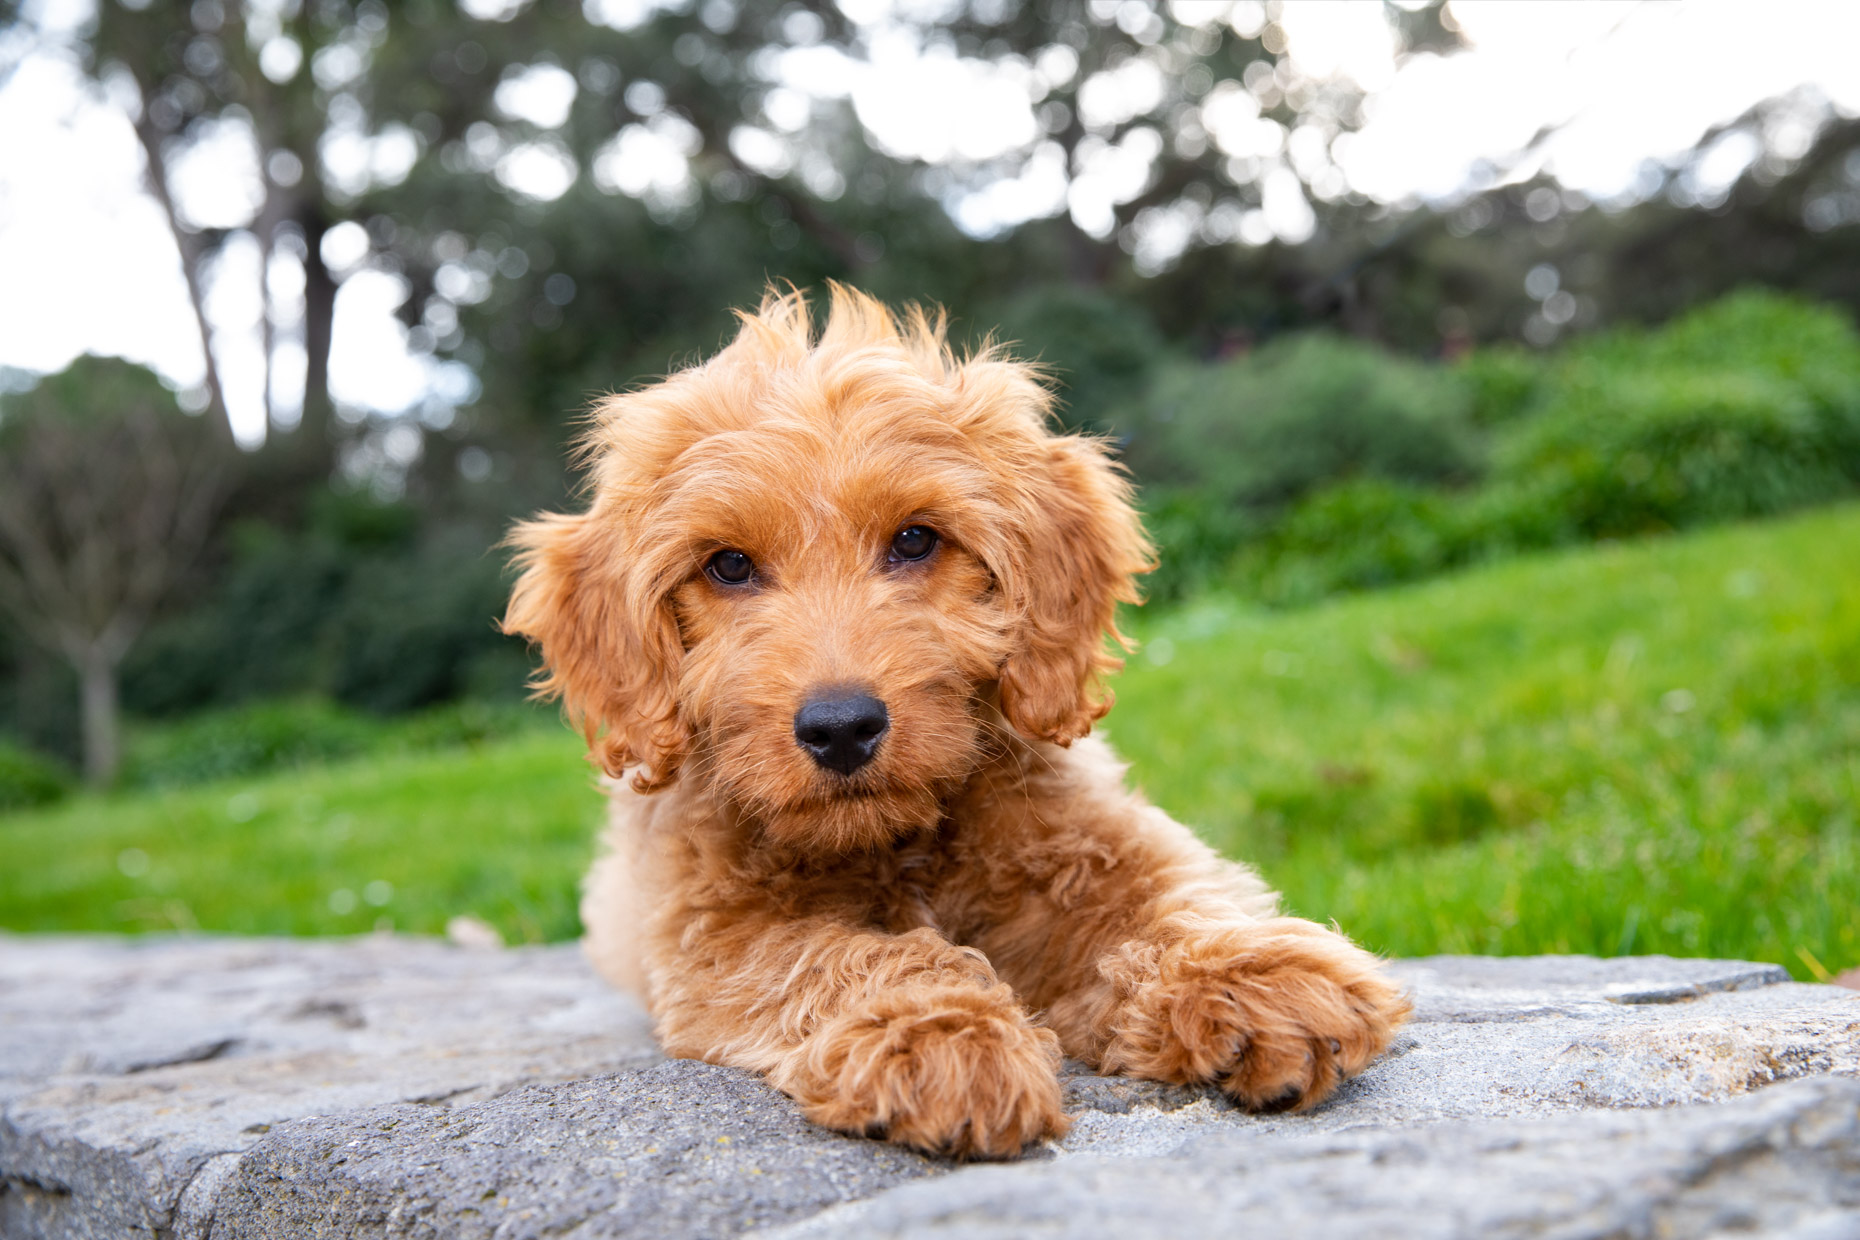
(889, 525, 937, 562)
(706, 549, 755, 585)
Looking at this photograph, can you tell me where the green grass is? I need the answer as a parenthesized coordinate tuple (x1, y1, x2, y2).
(0, 730, 597, 942)
(2, 505, 1856, 978)
(1111, 503, 1860, 979)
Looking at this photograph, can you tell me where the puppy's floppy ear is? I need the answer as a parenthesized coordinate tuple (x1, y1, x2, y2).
(994, 432, 1154, 745)
(503, 509, 687, 790)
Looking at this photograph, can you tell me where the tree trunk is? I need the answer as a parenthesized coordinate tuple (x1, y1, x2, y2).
(131, 116, 235, 448)
(78, 646, 122, 788)
(300, 211, 337, 452)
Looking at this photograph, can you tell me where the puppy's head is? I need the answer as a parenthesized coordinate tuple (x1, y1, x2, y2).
(505, 286, 1151, 851)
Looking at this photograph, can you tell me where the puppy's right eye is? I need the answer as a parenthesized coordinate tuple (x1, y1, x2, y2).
(706, 549, 754, 585)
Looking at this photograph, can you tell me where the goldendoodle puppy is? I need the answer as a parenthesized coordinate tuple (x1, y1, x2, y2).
(504, 286, 1410, 1157)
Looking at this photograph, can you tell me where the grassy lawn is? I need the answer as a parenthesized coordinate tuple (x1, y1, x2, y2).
(1112, 503, 1860, 979)
(0, 730, 598, 942)
(3, 504, 1856, 978)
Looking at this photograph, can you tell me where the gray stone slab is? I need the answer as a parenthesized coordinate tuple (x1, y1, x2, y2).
(2, 935, 1857, 1239)
(211, 1060, 941, 1240)
(760, 1075, 1860, 1240)
(1391, 952, 1793, 1020)
(0, 935, 656, 1239)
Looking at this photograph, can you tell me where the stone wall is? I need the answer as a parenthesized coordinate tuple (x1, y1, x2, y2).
(2, 935, 1855, 1238)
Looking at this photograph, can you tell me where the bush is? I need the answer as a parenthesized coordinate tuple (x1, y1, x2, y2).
(122, 492, 527, 719)
(121, 698, 384, 787)
(0, 741, 72, 813)
(1455, 345, 1543, 426)
(1143, 291, 1860, 606)
(1230, 481, 1470, 606)
(119, 696, 547, 788)
(1561, 289, 1860, 487)
(1572, 287, 1860, 389)
(1139, 487, 1262, 605)
(1493, 370, 1853, 539)
(981, 287, 1170, 435)
(1125, 333, 1481, 511)
(1234, 374, 1856, 605)
(386, 698, 548, 750)
(0, 629, 80, 771)
(326, 539, 515, 714)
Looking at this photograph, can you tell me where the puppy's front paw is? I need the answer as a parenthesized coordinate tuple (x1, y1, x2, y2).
(780, 984, 1067, 1158)
(1100, 918, 1410, 1112)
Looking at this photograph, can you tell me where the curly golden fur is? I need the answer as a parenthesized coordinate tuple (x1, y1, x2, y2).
(504, 286, 1410, 1158)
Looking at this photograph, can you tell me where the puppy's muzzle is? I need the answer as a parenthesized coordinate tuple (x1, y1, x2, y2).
(793, 692, 888, 776)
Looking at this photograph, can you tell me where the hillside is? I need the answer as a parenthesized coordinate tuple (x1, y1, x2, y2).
(4, 505, 1856, 979)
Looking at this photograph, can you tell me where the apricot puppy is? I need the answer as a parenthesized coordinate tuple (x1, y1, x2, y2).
(505, 286, 1410, 1157)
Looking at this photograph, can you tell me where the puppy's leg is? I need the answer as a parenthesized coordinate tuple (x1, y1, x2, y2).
(1057, 911, 1410, 1112)
(957, 745, 1410, 1113)
(649, 916, 1066, 1157)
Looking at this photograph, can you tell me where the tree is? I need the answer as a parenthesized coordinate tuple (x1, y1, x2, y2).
(0, 359, 229, 784)
(13, 0, 1457, 485)
(80, 0, 347, 449)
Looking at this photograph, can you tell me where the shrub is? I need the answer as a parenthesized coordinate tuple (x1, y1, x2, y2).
(1125, 333, 1481, 511)
(1230, 481, 1470, 606)
(982, 287, 1169, 434)
(0, 629, 80, 771)
(0, 741, 72, 813)
(1144, 291, 1860, 607)
(1492, 369, 1853, 539)
(387, 698, 547, 750)
(326, 540, 515, 714)
(1572, 287, 1860, 387)
(123, 521, 351, 714)
(1455, 345, 1543, 426)
(121, 698, 384, 787)
(122, 494, 527, 719)
(1562, 289, 1860, 487)
(1139, 487, 1261, 605)
(119, 696, 548, 789)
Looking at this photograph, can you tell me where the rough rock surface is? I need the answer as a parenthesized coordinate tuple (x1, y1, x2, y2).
(766, 1076, 1860, 1240)
(1, 935, 1855, 1239)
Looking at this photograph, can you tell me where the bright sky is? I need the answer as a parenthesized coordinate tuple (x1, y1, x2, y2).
(2, 0, 1856, 447)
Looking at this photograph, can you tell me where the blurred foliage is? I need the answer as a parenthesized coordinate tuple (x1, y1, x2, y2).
(1457, 345, 1543, 427)
(1126, 331, 1480, 603)
(1128, 333, 1479, 505)
(1139, 488, 1265, 607)
(0, 739, 72, 813)
(120, 696, 546, 789)
(0, 356, 229, 784)
(977, 287, 1172, 435)
(35, 0, 1450, 473)
(0, 624, 78, 767)
(1193, 291, 1860, 605)
(121, 490, 526, 718)
(1499, 373, 1845, 534)
(122, 698, 383, 787)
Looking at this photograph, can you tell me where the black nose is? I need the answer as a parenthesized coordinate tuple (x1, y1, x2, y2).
(793, 693, 888, 776)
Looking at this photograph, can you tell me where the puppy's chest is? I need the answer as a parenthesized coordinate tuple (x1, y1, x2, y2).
(828, 826, 943, 935)
(766, 810, 1045, 942)
(856, 822, 1020, 944)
